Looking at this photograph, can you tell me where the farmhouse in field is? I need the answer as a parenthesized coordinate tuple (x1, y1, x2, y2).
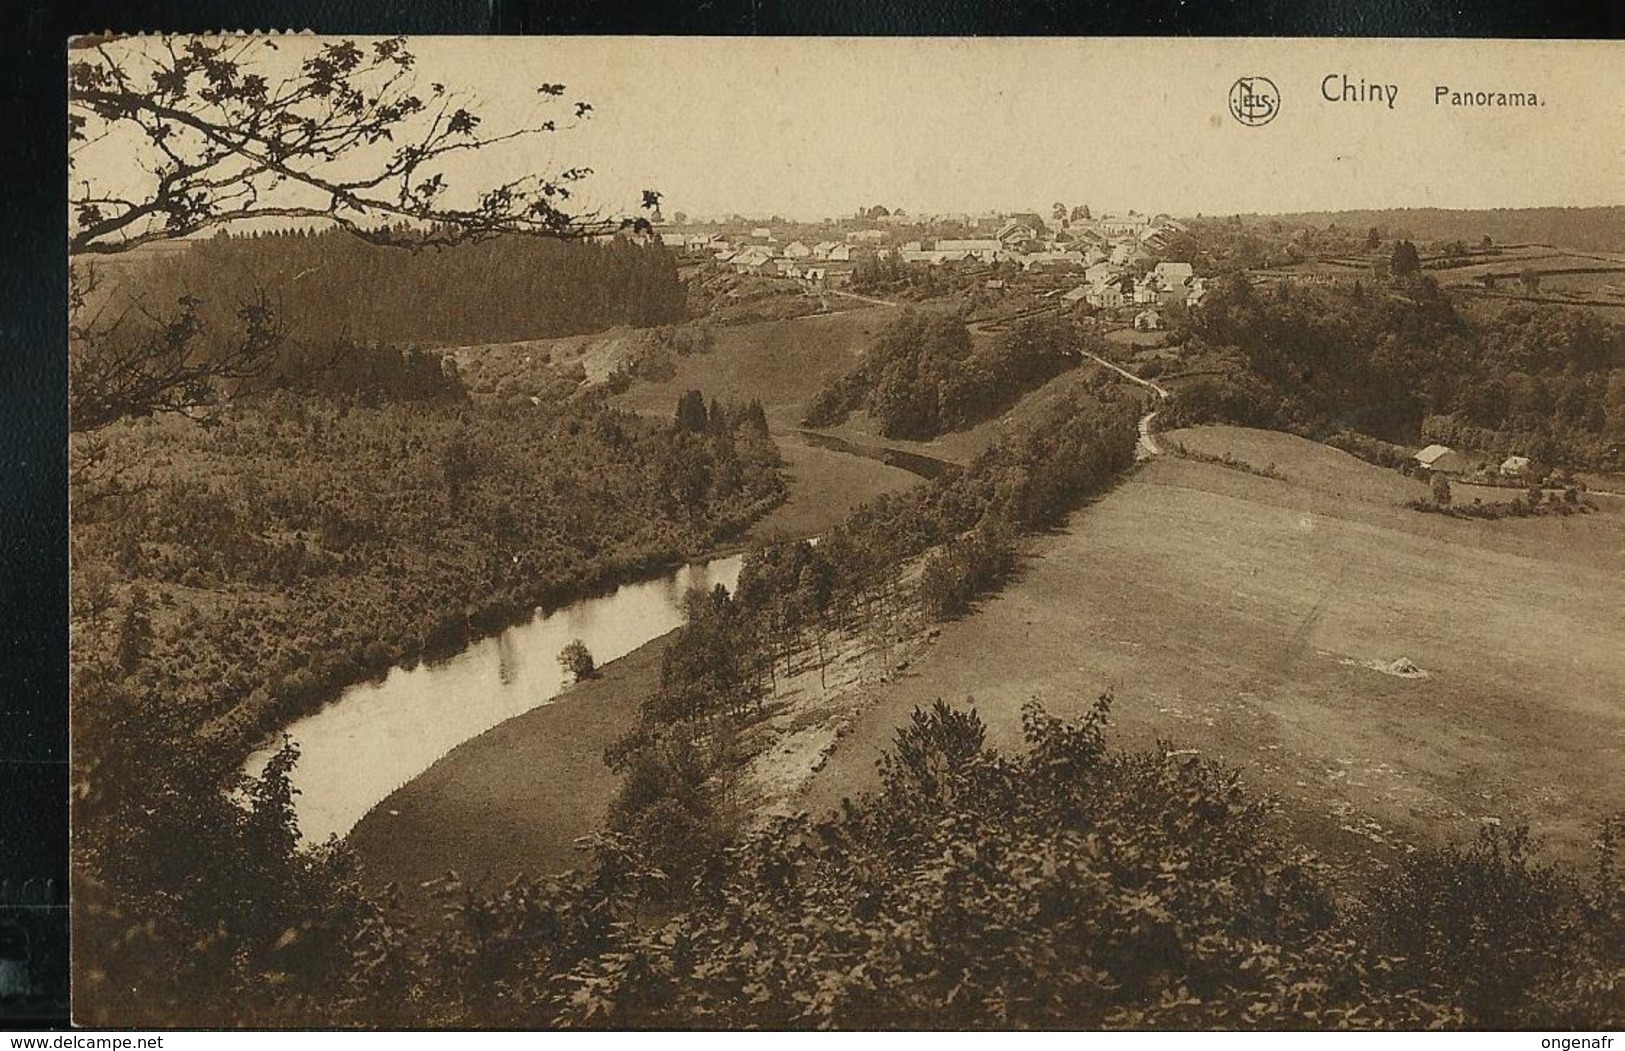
(1415, 444, 1468, 473)
(1500, 455, 1532, 477)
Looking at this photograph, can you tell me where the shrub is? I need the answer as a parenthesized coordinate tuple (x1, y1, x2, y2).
(547, 698, 1458, 1029)
(1360, 820, 1624, 1028)
(558, 639, 596, 682)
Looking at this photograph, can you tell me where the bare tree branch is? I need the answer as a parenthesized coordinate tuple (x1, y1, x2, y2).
(69, 36, 656, 257)
(67, 35, 661, 432)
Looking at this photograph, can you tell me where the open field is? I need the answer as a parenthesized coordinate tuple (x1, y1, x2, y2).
(800, 426, 1625, 874)
(746, 432, 921, 539)
(613, 306, 896, 430)
(346, 628, 668, 917)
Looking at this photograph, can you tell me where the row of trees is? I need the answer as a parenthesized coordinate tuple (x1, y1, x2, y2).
(600, 389, 1141, 887)
(804, 311, 1086, 439)
(85, 226, 685, 359)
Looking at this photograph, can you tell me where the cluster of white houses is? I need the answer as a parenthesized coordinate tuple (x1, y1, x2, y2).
(894, 213, 1186, 269)
(658, 211, 1193, 290)
(1056, 260, 1208, 328)
(661, 232, 859, 281)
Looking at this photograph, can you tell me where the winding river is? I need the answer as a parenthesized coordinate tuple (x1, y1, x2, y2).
(245, 554, 743, 843)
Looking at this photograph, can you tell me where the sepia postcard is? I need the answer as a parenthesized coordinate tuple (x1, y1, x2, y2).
(60, 35, 1623, 1030)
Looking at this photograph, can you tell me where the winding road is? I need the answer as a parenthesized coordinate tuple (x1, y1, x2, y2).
(819, 295, 1174, 460)
(1079, 348, 1170, 460)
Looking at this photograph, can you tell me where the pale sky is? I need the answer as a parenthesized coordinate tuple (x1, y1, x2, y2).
(77, 36, 1623, 226)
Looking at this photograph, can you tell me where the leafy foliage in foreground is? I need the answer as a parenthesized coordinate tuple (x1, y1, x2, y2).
(341, 700, 1623, 1030)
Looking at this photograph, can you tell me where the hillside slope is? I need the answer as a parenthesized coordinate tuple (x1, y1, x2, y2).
(799, 427, 1625, 871)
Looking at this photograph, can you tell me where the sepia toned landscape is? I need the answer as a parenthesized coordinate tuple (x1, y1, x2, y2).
(63, 36, 1623, 1029)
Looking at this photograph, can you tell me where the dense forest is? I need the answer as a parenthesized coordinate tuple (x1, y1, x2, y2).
(1162, 275, 1625, 466)
(804, 311, 1086, 439)
(87, 226, 687, 354)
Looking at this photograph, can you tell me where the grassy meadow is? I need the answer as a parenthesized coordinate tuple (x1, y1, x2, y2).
(801, 426, 1625, 871)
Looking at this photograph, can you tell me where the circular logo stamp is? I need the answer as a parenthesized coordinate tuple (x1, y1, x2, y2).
(1228, 76, 1281, 127)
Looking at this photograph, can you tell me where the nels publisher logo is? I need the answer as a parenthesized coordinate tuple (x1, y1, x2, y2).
(1229, 76, 1280, 126)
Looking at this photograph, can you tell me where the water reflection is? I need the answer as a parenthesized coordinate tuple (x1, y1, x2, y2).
(496, 632, 518, 686)
(246, 554, 744, 843)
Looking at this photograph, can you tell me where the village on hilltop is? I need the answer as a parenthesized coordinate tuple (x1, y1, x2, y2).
(648, 207, 1205, 331)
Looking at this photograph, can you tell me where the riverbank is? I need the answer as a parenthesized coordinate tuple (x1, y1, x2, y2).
(346, 626, 672, 919)
(226, 501, 775, 762)
(341, 442, 926, 907)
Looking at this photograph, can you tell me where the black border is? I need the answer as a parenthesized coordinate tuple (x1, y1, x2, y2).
(8, 0, 1623, 1031)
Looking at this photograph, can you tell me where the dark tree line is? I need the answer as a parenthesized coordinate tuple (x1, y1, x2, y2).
(85, 226, 685, 360)
(805, 311, 1086, 439)
(1165, 274, 1625, 465)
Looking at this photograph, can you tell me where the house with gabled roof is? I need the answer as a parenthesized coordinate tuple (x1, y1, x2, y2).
(1414, 444, 1469, 473)
(996, 219, 1039, 246)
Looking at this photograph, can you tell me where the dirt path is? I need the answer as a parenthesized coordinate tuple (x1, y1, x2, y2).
(1081, 348, 1169, 400)
(1079, 348, 1168, 459)
(829, 289, 899, 308)
(1136, 411, 1162, 459)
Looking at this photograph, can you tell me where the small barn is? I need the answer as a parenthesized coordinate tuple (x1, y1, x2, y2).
(1415, 444, 1467, 474)
(1499, 455, 1532, 477)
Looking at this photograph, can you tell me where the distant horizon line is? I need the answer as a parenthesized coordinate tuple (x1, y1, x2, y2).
(82, 200, 1625, 254)
(662, 202, 1624, 224)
